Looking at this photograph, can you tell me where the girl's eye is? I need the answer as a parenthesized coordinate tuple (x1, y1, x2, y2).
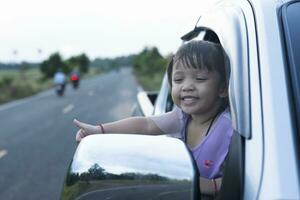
(173, 78, 182, 82)
(196, 77, 207, 81)
(173, 78, 183, 83)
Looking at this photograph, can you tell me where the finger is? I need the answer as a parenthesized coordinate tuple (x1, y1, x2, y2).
(76, 129, 85, 142)
(75, 130, 81, 142)
(79, 128, 89, 138)
(80, 129, 88, 137)
(73, 119, 81, 128)
(76, 134, 81, 143)
(73, 119, 88, 129)
(76, 135, 81, 143)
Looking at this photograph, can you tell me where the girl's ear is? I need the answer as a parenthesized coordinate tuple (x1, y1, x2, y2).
(218, 84, 228, 98)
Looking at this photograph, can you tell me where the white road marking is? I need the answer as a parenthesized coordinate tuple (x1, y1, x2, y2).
(0, 149, 8, 159)
(88, 90, 94, 96)
(63, 104, 74, 113)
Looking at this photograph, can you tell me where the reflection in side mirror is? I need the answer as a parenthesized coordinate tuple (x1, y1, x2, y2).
(60, 134, 198, 200)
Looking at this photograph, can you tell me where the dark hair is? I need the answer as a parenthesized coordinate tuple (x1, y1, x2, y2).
(167, 40, 230, 111)
(167, 40, 230, 88)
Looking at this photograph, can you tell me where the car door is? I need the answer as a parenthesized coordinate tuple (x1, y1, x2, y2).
(189, 1, 262, 199)
(151, 1, 260, 198)
(195, 0, 300, 199)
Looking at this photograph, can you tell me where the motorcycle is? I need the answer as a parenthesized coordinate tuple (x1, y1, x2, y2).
(55, 83, 65, 96)
(71, 74, 80, 89)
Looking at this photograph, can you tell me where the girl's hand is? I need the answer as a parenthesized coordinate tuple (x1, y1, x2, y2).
(199, 177, 222, 196)
(73, 119, 102, 142)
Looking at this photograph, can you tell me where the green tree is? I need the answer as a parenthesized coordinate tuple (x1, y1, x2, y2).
(133, 47, 167, 77)
(90, 55, 135, 72)
(88, 164, 106, 180)
(40, 53, 68, 78)
(133, 47, 168, 90)
(66, 53, 90, 73)
(78, 53, 90, 73)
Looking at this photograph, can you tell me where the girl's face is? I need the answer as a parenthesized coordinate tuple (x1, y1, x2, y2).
(171, 60, 227, 116)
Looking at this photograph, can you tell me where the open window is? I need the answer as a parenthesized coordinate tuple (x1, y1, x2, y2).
(281, 1, 300, 165)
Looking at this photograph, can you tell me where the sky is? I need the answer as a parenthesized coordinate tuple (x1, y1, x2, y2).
(72, 135, 194, 180)
(0, 0, 218, 63)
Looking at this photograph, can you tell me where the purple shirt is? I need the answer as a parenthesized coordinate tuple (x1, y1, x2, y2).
(150, 107, 233, 179)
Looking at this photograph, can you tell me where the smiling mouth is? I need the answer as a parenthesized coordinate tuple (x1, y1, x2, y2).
(181, 96, 199, 102)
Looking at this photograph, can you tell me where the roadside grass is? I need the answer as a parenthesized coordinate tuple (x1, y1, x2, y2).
(0, 67, 102, 105)
(0, 69, 51, 104)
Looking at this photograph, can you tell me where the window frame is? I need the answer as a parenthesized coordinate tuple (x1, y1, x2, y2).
(280, 0, 300, 174)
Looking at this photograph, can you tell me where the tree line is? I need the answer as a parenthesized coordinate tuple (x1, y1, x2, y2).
(39, 47, 169, 90)
(66, 163, 170, 186)
(40, 53, 90, 78)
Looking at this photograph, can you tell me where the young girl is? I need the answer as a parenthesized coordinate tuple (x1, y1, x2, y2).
(73, 40, 233, 197)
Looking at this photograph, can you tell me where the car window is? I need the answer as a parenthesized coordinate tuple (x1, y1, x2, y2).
(282, 2, 300, 141)
(281, 1, 300, 158)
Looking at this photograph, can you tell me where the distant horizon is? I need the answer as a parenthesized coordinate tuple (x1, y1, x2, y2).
(0, 49, 148, 65)
(0, 44, 172, 64)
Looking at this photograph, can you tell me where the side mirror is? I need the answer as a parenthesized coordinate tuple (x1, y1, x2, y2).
(61, 134, 199, 200)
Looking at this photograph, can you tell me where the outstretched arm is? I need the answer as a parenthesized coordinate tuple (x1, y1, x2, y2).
(74, 117, 163, 142)
(74, 108, 181, 142)
(100, 117, 164, 135)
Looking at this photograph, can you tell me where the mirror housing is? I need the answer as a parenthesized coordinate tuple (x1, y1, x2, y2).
(61, 134, 198, 200)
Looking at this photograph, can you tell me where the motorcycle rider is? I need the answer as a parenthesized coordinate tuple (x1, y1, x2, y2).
(53, 68, 66, 96)
(70, 68, 80, 89)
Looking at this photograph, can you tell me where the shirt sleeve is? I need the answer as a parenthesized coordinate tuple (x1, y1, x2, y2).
(148, 106, 183, 137)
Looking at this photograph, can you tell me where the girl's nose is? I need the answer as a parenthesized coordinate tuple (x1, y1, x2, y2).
(182, 81, 195, 91)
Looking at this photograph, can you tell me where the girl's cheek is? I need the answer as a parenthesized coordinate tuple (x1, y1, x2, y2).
(172, 86, 180, 95)
(171, 89, 180, 104)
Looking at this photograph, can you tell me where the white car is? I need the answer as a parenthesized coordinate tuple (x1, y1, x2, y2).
(136, 0, 300, 199)
(61, 0, 300, 199)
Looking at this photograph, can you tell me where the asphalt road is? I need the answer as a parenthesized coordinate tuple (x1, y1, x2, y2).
(77, 184, 191, 200)
(0, 68, 139, 200)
